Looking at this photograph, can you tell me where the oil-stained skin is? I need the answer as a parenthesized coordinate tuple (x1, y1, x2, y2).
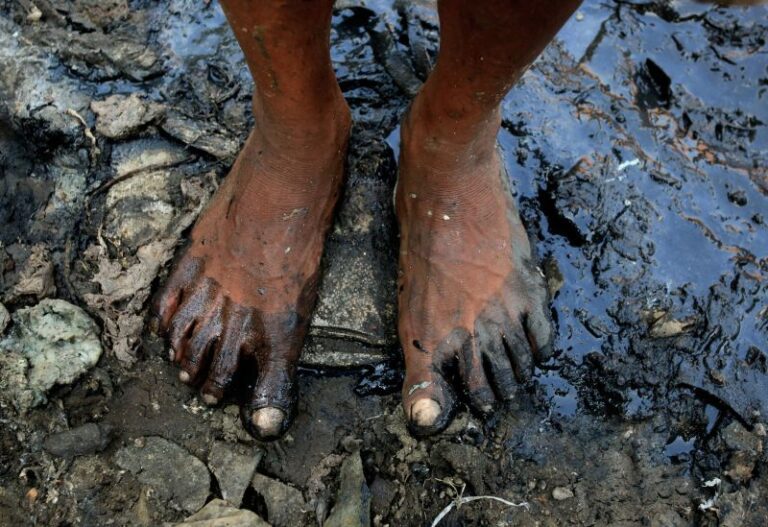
(397, 114, 554, 437)
(396, 0, 581, 436)
(154, 126, 347, 439)
(154, 0, 350, 440)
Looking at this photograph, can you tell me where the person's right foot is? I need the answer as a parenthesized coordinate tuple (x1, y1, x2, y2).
(154, 102, 350, 440)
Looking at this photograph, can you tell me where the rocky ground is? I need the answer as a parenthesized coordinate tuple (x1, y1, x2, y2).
(1, 0, 767, 525)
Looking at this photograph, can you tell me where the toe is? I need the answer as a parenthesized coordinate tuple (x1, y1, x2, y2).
(200, 305, 253, 403)
(179, 303, 222, 384)
(153, 256, 202, 332)
(458, 336, 496, 415)
(168, 311, 196, 365)
(502, 320, 534, 384)
(241, 358, 296, 441)
(250, 408, 286, 439)
(241, 312, 305, 441)
(410, 399, 442, 428)
(402, 339, 456, 437)
(476, 323, 517, 401)
(168, 280, 214, 365)
(524, 307, 555, 362)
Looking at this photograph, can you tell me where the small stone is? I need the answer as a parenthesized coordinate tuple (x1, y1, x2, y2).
(675, 481, 691, 495)
(115, 436, 211, 514)
(160, 110, 239, 162)
(110, 137, 192, 178)
(43, 423, 114, 458)
(727, 189, 747, 207)
(0, 303, 9, 334)
(208, 441, 262, 505)
(709, 369, 726, 386)
(25, 488, 38, 505)
(8, 245, 55, 302)
(542, 256, 565, 297)
(26, 6, 42, 22)
(91, 93, 164, 140)
(648, 314, 696, 339)
(167, 499, 270, 527)
(325, 452, 371, 527)
(552, 487, 574, 501)
(250, 473, 306, 527)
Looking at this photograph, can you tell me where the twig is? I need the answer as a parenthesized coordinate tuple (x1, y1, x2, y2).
(430, 495, 530, 527)
(65, 108, 100, 161)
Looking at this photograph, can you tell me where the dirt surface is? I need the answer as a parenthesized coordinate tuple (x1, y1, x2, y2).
(1, 0, 767, 525)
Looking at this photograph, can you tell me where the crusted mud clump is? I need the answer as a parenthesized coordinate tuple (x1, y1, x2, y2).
(0, 0, 766, 526)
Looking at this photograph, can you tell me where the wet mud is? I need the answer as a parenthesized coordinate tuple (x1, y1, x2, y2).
(0, 0, 767, 525)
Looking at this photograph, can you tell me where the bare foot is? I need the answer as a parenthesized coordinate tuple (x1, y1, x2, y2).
(396, 103, 553, 436)
(154, 104, 350, 440)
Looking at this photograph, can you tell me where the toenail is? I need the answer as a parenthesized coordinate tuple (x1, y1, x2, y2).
(202, 393, 218, 406)
(251, 408, 286, 438)
(168, 349, 175, 361)
(410, 399, 441, 427)
(179, 371, 190, 383)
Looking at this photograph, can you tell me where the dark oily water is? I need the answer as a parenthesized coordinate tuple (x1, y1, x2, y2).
(501, 0, 767, 438)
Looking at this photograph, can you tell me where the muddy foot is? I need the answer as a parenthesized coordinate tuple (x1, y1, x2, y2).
(154, 110, 350, 440)
(396, 106, 553, 437)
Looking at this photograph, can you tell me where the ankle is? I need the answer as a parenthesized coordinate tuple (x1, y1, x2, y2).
(252, 89, 351, 147)
(405, 82, 502, 146)
(400, 95, 501, 180)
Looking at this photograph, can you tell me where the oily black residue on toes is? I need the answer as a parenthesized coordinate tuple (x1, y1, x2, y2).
(153, 252, 315, 441)
(406, 372, 458, 438)
(240, 310, 310, 441)
(152, 250, 202, 332)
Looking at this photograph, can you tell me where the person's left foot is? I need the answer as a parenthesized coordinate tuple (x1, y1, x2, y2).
(396, 103, 554, 436)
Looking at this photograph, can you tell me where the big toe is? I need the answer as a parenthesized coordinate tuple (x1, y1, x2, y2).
(250, 407, 286, 440)
(409, 399, 442, 427)
(242, 351, 301, 441)
(402, 368, 456, 437)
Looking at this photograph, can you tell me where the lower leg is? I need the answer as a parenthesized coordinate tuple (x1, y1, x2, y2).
(406, 0, 581, 149)
(222, 0, 349, 147)
(155, 0, 348, 440)
(398, 0, 581, 434)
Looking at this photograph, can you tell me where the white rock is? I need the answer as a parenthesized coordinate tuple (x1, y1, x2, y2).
(552, 486, 574, 501)
(208, 441, 262, 505)
(115, 436, 211, 514)
(0, 299, 102, 412)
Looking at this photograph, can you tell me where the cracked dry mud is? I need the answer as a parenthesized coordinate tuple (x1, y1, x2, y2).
(0, 0, 767, 526)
